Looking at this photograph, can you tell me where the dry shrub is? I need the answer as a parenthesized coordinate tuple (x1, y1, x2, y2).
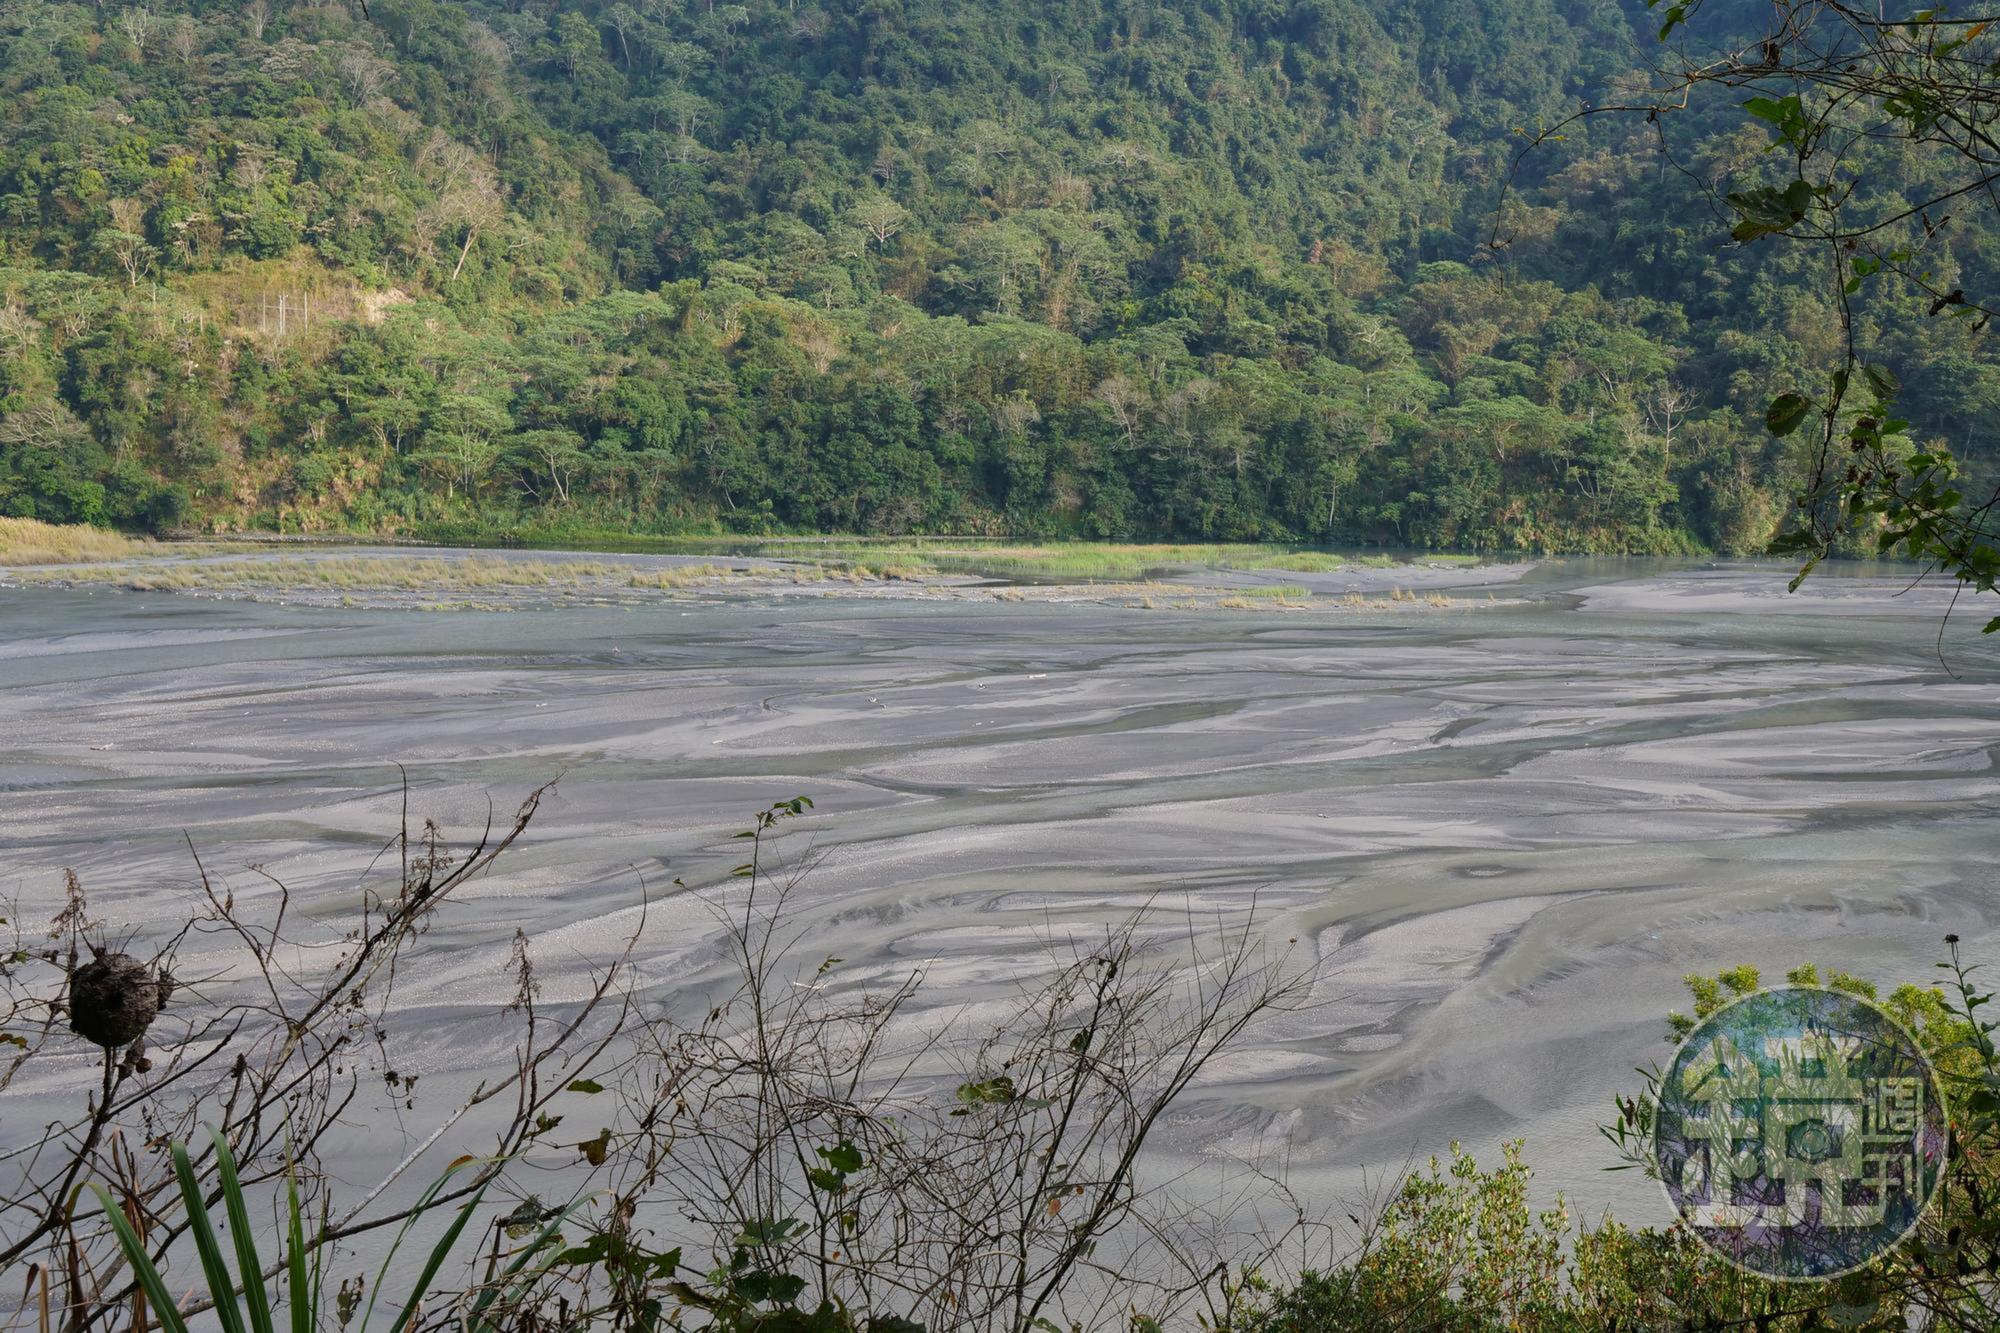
(457, 800, 1320, 1331)
(2, 792, 1317, 1331)
(0, 780, 631, 1329)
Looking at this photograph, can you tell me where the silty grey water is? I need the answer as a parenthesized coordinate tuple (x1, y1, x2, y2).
(2, 555, 1995, 1232)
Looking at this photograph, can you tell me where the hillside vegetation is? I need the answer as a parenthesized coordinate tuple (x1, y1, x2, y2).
(1, 0, 1994, 551)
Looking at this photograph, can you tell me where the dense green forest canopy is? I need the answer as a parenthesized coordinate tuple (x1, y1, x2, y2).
(0, 0, 1994, 549)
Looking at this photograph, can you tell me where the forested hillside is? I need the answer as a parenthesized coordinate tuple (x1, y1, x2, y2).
(1, 0, 1994, 549)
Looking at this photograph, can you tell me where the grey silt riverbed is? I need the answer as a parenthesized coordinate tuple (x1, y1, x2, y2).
(2, 553, 1996, 1233)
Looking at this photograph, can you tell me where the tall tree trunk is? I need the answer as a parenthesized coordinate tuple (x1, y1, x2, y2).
(450, 226, 479, 282)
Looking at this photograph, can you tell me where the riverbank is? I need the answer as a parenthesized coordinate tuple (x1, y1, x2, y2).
(172, 520, 1519, 578)
(2, 521, 1523, 613)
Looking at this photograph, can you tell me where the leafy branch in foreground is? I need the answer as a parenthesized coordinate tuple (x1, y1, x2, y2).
(1641, 1, 2000, 626)
(1596, 952, 2000, 1331)
(1241, 944, 2000, 1332)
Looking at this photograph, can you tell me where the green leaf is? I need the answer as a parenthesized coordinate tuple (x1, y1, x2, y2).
(565, 1079, 604, 1095)
(1743, 95, 1792, 124)
(553, 1231, 669, 1273)
(1652, 2, 1691, 39)
(286, 1166, 311, 1333)
(207, 1130, 275, 1333)
(815, 1139, 864, 1173)
(466, 1193, 606, 1332)
(1726, 185, 1809, 240)
(734, 1268, 808, 1305)
(951, 1075, 1019, 1112)
(91, 1184, 194, 1333)
(1766, 392, 1813, 436)
(735, 1217, 794, 1246)
(172, 1141, 250, 1333)
(357, 1154, 489, 1333)
(386, 1185, 488, 1333)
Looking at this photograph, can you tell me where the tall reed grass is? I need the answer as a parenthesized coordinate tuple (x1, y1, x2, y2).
(0, 517, 153, 565)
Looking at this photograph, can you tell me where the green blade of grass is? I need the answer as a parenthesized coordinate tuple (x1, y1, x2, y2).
(207, 1130, 275, 1333)
(358, 1155, 489, 1333)
(285, 1167, 311, 1333)
(172, 1142, 250, 1333)
(388, 1183, 488, 1333)
(89, 1183, 194, 1333)
(310, 1182, 332, 1333)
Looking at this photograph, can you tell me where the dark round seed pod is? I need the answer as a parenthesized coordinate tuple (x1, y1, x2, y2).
(68, 953, 167, 1049)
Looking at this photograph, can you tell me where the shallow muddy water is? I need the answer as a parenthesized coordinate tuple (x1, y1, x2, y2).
(3, 554, 1997, 1230)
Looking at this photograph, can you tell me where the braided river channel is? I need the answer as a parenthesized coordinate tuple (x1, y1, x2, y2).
(4, 551, 1997, 1231)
